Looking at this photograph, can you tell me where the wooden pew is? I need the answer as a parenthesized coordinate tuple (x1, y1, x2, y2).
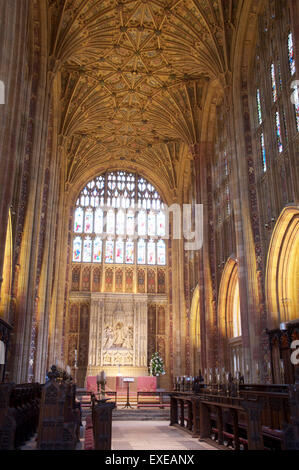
(170, 386, 291, 451)
(0, 383, 41, 449)
(37, 367, 80, 450)
(0, 384, 16, 449)
(92, 396, 115, 450)
(282, 373, 299, 450)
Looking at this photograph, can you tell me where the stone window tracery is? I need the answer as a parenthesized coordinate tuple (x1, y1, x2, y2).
(72, 171, 167, 266)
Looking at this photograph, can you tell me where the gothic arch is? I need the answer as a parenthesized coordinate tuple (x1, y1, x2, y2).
(218, 257, 242, 372)
(266, 205, 299, 329)
(0, 210, 12, 322)
(190, 285, 201, 376)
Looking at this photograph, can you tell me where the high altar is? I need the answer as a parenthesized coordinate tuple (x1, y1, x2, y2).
(87, 293, 149, 379)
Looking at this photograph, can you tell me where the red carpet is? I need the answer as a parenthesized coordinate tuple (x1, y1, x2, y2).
(84, 415, 94, 450)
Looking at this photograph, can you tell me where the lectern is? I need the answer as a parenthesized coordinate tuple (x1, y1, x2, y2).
(123, 378, 135, 409)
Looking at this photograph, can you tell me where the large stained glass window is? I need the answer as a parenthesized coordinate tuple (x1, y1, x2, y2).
(271, 64, 277, 102)
(256, 89, 262, 125)
(288, 32, 299, 131)
(275, 111, 283, 153)
(295, 92, 299, 132)
(260, 133, 267, 172)
(288, 32, 296, 76)
(72, 171, 167, 266)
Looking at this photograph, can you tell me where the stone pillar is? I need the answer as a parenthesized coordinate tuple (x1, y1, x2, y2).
(0, 0, 30, 296)
(230, 67, 269, 381)
(190, 143, 215, 372)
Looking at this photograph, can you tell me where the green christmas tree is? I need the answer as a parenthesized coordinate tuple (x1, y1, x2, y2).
(150, 352, 166, 377)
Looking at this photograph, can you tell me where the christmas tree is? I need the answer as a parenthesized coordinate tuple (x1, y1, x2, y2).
(150, 352, 166, 377)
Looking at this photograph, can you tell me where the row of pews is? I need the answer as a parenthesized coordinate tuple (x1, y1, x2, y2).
(0, 366, 116, 450)
(0, 383, 41, 449)
(170, 381, 299, 450)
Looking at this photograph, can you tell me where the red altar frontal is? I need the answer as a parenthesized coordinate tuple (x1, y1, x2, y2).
(86, 376, 157, 395)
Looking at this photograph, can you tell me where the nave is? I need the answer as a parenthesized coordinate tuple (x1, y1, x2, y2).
(0, 0, 299, 453)
(111, 421, 214, 451)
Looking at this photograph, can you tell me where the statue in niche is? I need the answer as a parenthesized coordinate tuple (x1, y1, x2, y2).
(114, 322, 124, 347)
(103, 326, 114, 350)
(122, 326, 134, 349)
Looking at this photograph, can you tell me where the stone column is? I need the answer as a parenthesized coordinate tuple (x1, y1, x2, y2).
(190, 143, 215, 372)
(0, 0, 30, 297)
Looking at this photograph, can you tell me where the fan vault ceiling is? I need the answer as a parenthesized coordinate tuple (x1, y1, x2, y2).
(47, 0, 240, 193)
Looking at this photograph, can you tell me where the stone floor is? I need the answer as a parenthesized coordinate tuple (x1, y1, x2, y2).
(111, 421, 216, 451)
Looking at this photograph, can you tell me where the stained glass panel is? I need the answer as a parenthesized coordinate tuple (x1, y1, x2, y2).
(74, 208, 84, 233)
(271, 64, 277, 102)
(94, 208, 103, 234)
(84, 209, 93, 233)
(288, 32, 296, 76)
(83, 237, 92, 262)
(93, 238, 102, 263)
(126, 240, 134, 264)
(293, 86, 299, 132)
(115, 239, 124, 264)
(260, 133, 267, 172)
(157, 240, 166, 266)
(107, 210, 115, 235)
(73, 237, 82, 262)
(148, 240, 156, 265)
(256, 89, 262, 125)
(148, 212, 156, 236)
(105, 240, 114, 264)
(275, 111, 283, 153)
(126, 211, 135, 236)
(137, 239, 146, 265)
(116, 210, 125, 236)
(138, 211, 147, 236)
(157, 211, 166, 237)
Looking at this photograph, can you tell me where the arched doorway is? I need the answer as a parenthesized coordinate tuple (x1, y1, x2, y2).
(218, 258, 243, 375)
(0, 211, 13, 322)
(266, 205, 299, 328)
(266, 205, 299, 383)
(190, 285, 200, 376)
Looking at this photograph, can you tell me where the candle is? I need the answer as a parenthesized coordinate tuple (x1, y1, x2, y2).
(75, 349, 77, 361)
